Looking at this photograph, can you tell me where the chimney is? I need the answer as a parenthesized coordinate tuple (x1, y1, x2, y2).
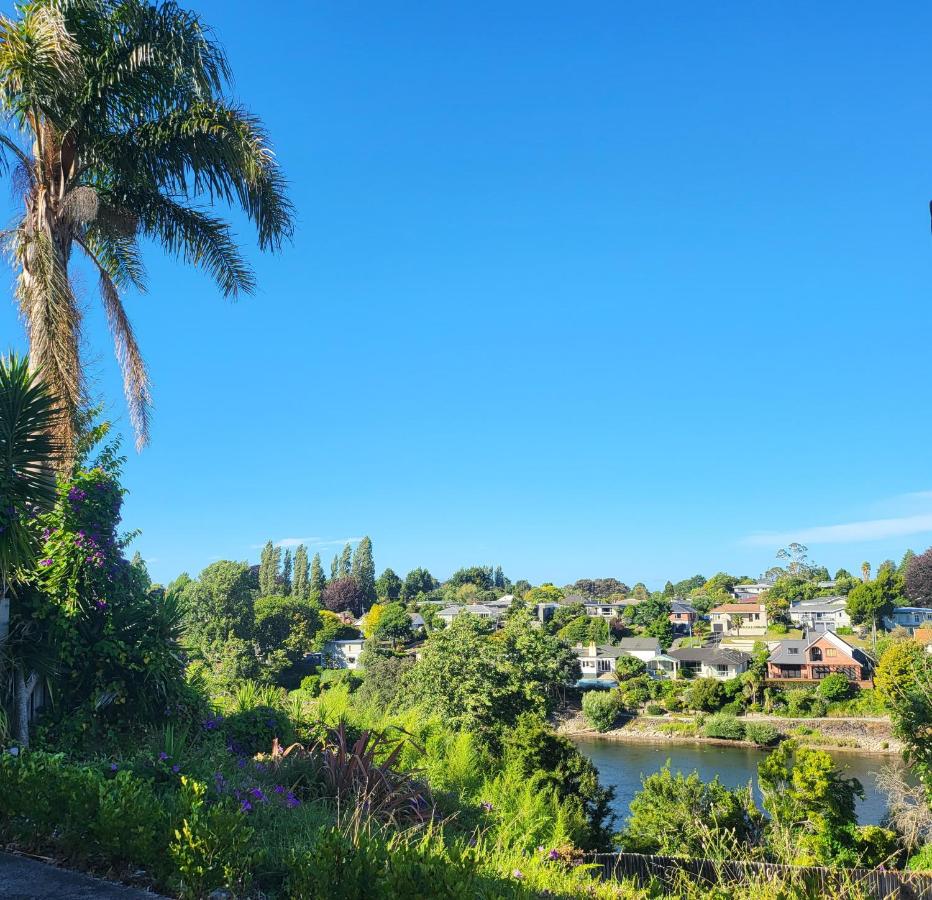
(588, 641, 597, 657)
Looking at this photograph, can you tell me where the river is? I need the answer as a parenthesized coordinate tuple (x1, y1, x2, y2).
(573, 737, 893, 826)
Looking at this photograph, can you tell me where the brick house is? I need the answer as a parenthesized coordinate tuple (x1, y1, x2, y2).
(767, 630, 872, 687)
(669, 601, 697, 633)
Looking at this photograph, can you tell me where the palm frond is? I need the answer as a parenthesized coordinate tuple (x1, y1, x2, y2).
(78, 233, 150, 448)
(107, 187, 255, 296)
(0, 353, 60, 583)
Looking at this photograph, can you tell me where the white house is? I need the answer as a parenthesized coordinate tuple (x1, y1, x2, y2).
(708, 602, 768, 636)
(884, 606, 932, 634)
(436, 604, 506, 627)
(789, 597, 850, 632)
(575, 642, 630, 680)
(666, 647, 751, 679)
(323, 638, 366, 670)
(614, 636, 662, 662)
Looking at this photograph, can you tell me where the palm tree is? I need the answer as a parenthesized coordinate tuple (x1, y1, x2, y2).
(0, 353, 59, 745)
(0, 0, 292, 456)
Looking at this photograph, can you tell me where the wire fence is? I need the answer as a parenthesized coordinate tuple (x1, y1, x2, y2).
(586, 852, 932, 899)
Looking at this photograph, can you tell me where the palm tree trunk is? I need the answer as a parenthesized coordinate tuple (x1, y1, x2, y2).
(14, 666, 38, 748)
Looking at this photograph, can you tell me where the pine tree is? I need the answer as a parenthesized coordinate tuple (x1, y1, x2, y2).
(330, 554, 339, 581)
(293, 544, 309, 600)
(259, 540, 277, 596)
(339, 543, 353, 578)
(282, 548, 293, 595)
(311, 553, 327, 598)
(352, 536, 376, 606)
(493, 565, 505, 589)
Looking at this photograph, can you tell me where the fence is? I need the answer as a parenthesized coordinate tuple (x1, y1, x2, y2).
(585, 852, 932, 899)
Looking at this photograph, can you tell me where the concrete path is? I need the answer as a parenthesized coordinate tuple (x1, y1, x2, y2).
(0, 853, 162, 899)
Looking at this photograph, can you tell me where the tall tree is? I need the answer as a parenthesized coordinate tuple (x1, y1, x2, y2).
(292, 544, 309, 600)
(339, 542, 353, 578)
(310, 552, 327, 598)
(258, 540, 277, 597)
(351, 536, 376, 606)
(281, 548, 293, 595)
(330, 554, 339, 581)
(0, 355, 59, 745)
(848, 567, 903, 651)
(493, 565, 505, 589)
(375, 567, 402, 601)
(0, 0, 292, 458)
(402, 567, 438, 601)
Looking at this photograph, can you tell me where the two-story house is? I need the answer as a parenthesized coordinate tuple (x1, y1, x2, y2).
(788, 596, 851, 632)
(883, 606, 932, 635)
(708, 602, 767, 636)
(436, 603, 507, 628)
(323, 638, 366, 670)
(767, 630, 872, 686)
(669, 601, 698, 634)
(733, 582, 772, 601)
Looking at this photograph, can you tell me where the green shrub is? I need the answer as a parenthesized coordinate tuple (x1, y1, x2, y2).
(686, 677, 726, 712)
(169, 777, 257, 898)
(720, 701, 744, 716)
(702, 714, 744, 741)
(222, 706, 294, 756)
(645, 704, 665, 716)
(285, 830, 480, 899)
(319, 669, 363, 692)
(581, 690, 621, 732)
(744, 722, 780, 746)
(786, 689, 816, 716)
(299, 674, 321, 696)
(817, 673, 852, 702)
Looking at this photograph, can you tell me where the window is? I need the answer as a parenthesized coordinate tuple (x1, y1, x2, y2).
(825, 648, 837, 657)
(788, 647, 799, 655)
(715, 665, 729, 676)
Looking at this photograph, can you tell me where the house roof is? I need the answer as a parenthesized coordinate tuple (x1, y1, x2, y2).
(670, 601, 697, 614)
(709, 602, 764, 615)
(789, 601, 847, 615)
(437, 604, 505, 619)
(409, 613, 425, 628)
(575, 643, 631, 659)
(617, 637, 661, 652)
(668, 647, 750, 665)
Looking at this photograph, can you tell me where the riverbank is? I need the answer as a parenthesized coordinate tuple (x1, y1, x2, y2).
(556, 710, 900, 754)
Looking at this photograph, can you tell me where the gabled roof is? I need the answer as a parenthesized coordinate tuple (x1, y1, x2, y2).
(670, 601, 697, 614)
(769, 629, 861, 665)
(438, 604, 505, 619)
(574, 643, 631, 659)
(709, 602, 764, 615)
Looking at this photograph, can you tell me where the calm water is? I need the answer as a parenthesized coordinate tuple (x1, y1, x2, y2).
(573, 737, 892, 827)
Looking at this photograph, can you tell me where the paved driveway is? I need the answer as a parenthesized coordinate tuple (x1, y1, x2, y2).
(0, 853, 162, 899)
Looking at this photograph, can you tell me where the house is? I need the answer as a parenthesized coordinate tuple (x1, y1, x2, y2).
(733, 582, 772, 601)
(884, 607, 932, 634)
(767, 630, 872, 686)
(323, 638, 366, 670)
(436, 604, 506, 627)
(575, 642, 631, 681)
(669, 601, 698, 633)
(789, 596, 851, 632)
(615, 636, 662, 662)
(708, 602, 768, 636)
(583, 599, 638, 619)
(666, 647, 751, 679)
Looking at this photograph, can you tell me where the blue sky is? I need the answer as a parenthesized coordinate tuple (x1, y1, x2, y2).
(4, 1, 932, 588)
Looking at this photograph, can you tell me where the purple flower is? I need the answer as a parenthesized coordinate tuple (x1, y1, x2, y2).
(548, 849, 560, 861)
(109, 763, 119, 772)
(249, 787, 267, 802)
(41, 528, 51, 540)
(172, 764, 181, 774)
(285, 792, 300, 808)
(39, 558, 53, 567)
(68, 487, 87, 503)
(512, 869, 524, 881)
(240, 800, 253, 813)
(273, 785, 285, 794)
(95, 600, 107, 610)
(481, 801, 493, 812)
(237, 758, 247, 769)
(158, 752, 168, 762)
